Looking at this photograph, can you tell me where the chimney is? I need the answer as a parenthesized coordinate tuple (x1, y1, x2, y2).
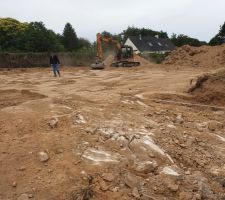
(139, 34, 142, 40)
(155, 35, 159, 39)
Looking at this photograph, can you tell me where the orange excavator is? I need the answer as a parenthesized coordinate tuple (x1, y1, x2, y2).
(91, 33, 140, 69)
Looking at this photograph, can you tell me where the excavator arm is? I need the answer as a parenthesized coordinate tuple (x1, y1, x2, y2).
(96, 33, 121, 60)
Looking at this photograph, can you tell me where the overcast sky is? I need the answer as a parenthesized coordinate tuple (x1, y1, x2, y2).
(0, 0, 224, 42)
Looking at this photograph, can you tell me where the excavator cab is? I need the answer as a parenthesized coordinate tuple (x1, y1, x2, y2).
(117, 46, 133, 60)
(112, 45, 139, 67)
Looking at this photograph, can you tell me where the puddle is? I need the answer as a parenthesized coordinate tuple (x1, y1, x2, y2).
(82, 149, 121, 164)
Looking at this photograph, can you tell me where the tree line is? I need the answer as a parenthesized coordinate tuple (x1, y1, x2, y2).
(0, 18, 224, 53)
(0, 18, 91, 52)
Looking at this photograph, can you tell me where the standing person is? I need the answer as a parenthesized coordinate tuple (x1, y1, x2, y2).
(50, 54, 61, 77)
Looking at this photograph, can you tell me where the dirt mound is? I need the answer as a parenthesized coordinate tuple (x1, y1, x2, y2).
(133, 54, 152, 66)
(0, 89, 46, 109)
(103, 55, 115, 66)
(164, 44, 225, 67)
(188, 69, 225, 106)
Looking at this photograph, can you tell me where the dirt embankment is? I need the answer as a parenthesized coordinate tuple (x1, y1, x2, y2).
(164, 44, 225, 68)
(188, 69, 225, 106)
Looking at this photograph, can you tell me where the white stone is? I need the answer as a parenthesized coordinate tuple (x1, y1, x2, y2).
(38, 151, 49, 162)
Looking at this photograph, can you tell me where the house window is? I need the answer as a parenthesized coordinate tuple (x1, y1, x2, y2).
(148, 42, 153, 47)
(158, 42, 162, 46)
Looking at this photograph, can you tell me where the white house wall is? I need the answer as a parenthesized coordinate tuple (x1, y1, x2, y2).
(124, 38, 140, 54)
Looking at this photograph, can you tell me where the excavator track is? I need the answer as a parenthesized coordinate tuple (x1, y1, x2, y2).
(111, 61, 140, 67)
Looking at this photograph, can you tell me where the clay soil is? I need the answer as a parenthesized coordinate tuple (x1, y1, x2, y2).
(1, 60, 225, 199)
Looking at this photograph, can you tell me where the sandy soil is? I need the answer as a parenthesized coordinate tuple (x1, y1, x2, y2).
(0, 65, 225, 200)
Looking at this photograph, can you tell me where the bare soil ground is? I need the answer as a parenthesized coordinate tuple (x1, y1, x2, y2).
(0, 63, 225, 200)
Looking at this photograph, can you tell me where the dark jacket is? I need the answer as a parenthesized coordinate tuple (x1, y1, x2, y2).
(50, 55, 60, 65)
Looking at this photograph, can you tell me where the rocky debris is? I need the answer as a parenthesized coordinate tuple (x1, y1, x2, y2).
(132, 160, 158, 174)
(167, 182, 179, 192)
(184, 122, 196, 129)
(99, 180, 109, 191)
(38, 151, 49, 162)
(12, 181, 17, 187)
(207, 120, 223, 131)
(48, 118, 58, 128)
(101, 173, 115, 182)
(196, 122, 208, 132)
(132, 187, 140, 198)
(124, 173, 145, 188)
(82, 148, 121, 164)
(75, 114, 86, 124)
(17, 194, 29, 200)
(175, 114, 184, 124)
(179, 192, 193, 200)
(19, 166, 26, 171)
(167, 124, 177, 129)
(147, 119, 160, 129)
(117, 136, 128, 147)
(161, 167, 180, 176)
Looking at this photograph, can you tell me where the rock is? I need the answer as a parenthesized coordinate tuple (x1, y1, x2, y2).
(38, 151, 49, 162)
(179, 192, 193, 200)
(99, 180, 109, 191)
(168, 183, 179, 192)
(193, 193, 201, 200)
(19, 166, 26, 171)
(17, 194, 29, 200)
(184, 122, 196, 129)
(185, 170, 191, 175)
(117, 136, 128, 147)
(207, 120, 223, 131)
(102, 173, 115, 182)
(197, 179, 217, 199)
(124, 173, 145, 188)
(196, 122, 208, 132)
(48, 118, 58, 128)
(175, 114, 184, 124)
(147, 119, 159, 129)
(133, 160, 158, 174)
(12, 181, 17, 187)
(167, 124, 177, 129)
(132, 187, 140, 198)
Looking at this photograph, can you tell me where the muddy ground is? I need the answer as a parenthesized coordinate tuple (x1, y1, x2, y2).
(0, 65, 225, 200)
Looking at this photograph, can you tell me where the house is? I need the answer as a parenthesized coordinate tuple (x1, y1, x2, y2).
(124, 35, 176, 54)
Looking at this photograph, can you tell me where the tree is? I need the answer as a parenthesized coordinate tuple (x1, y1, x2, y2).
(122, 26, 168, 40)
(0, 18, 28, 51)
(209, 22, 225, 46)
(0, 18, 64, 52)
(78, 38, 91, 49)
(62, 23, 79, 51)
(171, 33, 206, 47)
(19, 22, 63, 52)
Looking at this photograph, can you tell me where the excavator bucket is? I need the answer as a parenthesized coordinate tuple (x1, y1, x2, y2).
(91, 62, 105, 70)
(91, 57, 105, 70)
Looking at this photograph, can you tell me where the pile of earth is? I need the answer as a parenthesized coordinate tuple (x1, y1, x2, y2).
(164, 44, 225, 68)
(188, 69, 225, 106)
